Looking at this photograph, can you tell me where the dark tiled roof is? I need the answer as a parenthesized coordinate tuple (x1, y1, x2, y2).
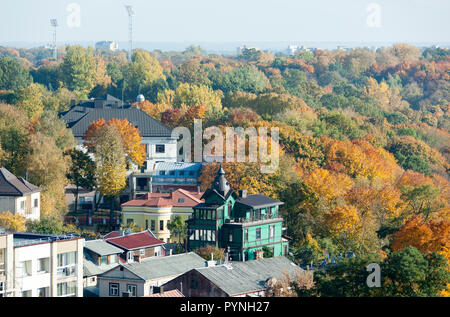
(105, 230, 165, 251)
(60, 101, 173, 138)
(0, 168, 41, 196)
(236, 194, 283, 209)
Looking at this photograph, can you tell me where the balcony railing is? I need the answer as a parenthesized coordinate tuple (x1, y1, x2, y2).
(57, 265, 76, 278)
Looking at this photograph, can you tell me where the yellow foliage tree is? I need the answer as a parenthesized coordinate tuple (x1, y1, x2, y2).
(0, 211, 26, 232)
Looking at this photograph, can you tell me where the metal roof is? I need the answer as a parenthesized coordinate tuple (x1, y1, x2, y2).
(195, 257, 303, 296)
(0, 167, 41, 196)
(83, 258, 119, 277)
(119, 252, 206, 281)
(236, 194, 284, 209)
(84, 239, 123, 256)
(60, 103, 174, 138)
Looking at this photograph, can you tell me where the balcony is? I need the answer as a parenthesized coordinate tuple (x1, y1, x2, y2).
(57, 265, 76, 278)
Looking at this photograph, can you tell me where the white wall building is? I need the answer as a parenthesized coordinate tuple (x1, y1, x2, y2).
(0, 232, 84, 297)
(0, 168, 41, 221)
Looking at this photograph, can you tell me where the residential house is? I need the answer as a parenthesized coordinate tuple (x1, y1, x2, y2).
(0, 231, 84, 297)
(59, 95, 179, 201)
(83, 239, 123, 290)
(163, 256, 303, 297)
(0, 167, 41, 221)
(121, 189, 204, 242)
(147, 162, 202, 194)
(97, 252, 206, 297)
(186, 166, 289, 261)
(104, 230, 165, 263)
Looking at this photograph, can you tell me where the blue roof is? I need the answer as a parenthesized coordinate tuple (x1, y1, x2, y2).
(153, 162, 202, 178)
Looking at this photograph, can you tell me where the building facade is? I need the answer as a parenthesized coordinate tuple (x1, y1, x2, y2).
(121, 189, 204, 242)
(186, 166, 289, 261)
(0, 232, 84, 297)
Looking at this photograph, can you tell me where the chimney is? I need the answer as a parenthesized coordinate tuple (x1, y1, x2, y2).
(239, 189, 247, 199)
(255, 250, 264, 260)
(169, 249, 173, 256)
(206, 252, 216, 267)
(70, 99, 76, 107)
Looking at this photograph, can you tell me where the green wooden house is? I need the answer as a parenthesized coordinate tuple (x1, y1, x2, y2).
(186, 166, 289, 261)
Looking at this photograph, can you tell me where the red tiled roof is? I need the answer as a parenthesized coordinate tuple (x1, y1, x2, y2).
(121, 189, 204, 208)
(106, 230, 164, 250)
(103, 231, 119, 239)
(145, 290, 184, 297)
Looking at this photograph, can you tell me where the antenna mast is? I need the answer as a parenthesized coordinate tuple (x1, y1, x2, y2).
(50, 19, 58, 60)
(125, 5, 135, 61)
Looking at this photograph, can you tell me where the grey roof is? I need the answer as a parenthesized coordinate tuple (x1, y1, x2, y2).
(195, 257, 303, 296)
(83, 259, 119, 277)
(119, 252, 206, 281)
(60, 100, 174, 138)
(0, 167, 41, 196)
(84, 239, 123, 256)
(236, 194, 284, 209)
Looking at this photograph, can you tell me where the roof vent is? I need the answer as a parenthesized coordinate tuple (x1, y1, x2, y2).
(137, 94, 145, 103)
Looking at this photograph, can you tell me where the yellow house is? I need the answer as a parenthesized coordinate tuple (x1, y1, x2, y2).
(121, 189, 204, 243)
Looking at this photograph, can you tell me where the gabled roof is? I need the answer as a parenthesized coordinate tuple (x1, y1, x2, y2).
(106, 252, 206, 281)
(0, 167, 41, 196)
(60, 101, 174, 138)
(105, 230, 165, 251)
(121, 189, 204, 208)
(195, 257, 303, 296)
(83, 258, 119, 278)
(236, 194, 284, 209)
(84, 239, 123, 256)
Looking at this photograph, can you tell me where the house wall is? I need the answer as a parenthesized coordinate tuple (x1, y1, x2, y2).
(121, 206, 194, 242)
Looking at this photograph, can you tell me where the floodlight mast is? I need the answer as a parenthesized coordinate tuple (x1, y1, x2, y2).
(50, 19, 58, 60)
(125, 5, 135, 61)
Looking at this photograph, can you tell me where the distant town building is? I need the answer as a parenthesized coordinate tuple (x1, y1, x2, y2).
(186, 166, 289, 261)
(0, 167, 41, 221)
(121, 189, 204, 242)
(0, 231, 84, 297)
(103, 229, 165, 263)
(163, 256, 303, 297)
(97, 252, 206, 297)
(95, 41, 119, 52)
(236, 45, 260, 55)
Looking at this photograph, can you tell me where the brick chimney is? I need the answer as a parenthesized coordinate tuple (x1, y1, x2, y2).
(255, 250, 264, 260)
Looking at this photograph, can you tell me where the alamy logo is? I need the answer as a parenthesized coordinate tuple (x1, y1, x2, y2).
(173, 119, 279, 174)
(366, 263, 381, 288)
(366, 3, 382, 28)
(67, 3, 81, 28)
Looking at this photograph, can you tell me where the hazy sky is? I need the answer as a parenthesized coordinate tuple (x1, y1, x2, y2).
(0, 0, 449, 44)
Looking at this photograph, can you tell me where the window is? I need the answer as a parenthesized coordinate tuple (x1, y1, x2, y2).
(22, 290, 32, 297)
(37, 258, 49, 273)
(244, 229, 249, 242)
(127, 284, 137, 297)
(195, 229, 199, 240)
(34, 198, 39, 208)
(188, 229, 194, 241)
(178, 198, 185, 203)
(127, 219, 134, 225)
(109, 283, 119, 296)
(151, 220, 156, 231)
(0, 281, 4, 297)
(21, 260, 32, 277)
(20, 200, 25, 211)
(179, 171, 184, 176)
(0, 249, 5, 276)
(156, 145, 165, 153)
(269, 225, 275, 239)
(160, 220, 164, 231)
(188, 171, 195, 176)
(140, 249, 145, 256)
(57, 281, 76, 297)
(229, 230, 233, 242)
(159, 170, 166, 176)
(145, 220, 149, 230)
(109, 254, 118, 264)
(38, 287, 48, 297)
(190, 276, 198, 289)
(256, 228, 261, 240)
(57, 252, 77, 278)
(169, 170, 175, 176)
(100, 256, 108, 265)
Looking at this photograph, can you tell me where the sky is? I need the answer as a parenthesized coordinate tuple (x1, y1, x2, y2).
(0, 0, 449, 47)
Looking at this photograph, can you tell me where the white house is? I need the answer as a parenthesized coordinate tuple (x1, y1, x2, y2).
(0, 168, 41, 221)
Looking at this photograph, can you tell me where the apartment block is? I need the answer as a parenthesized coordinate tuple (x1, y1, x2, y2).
(0, 231, 84, 297)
